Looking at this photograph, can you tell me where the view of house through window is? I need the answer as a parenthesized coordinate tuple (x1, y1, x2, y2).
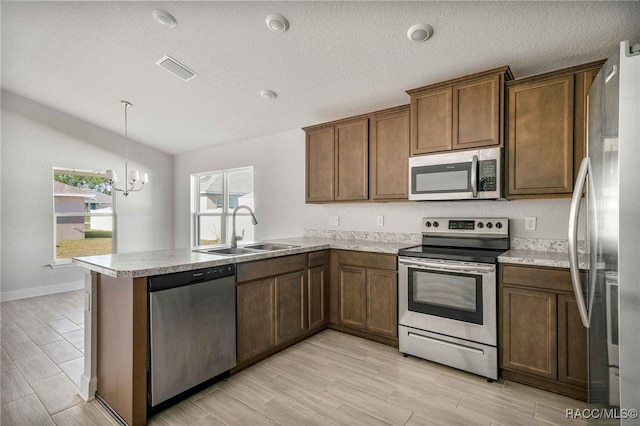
(53, 169, 114, 261)
(192, 166, 254, 246)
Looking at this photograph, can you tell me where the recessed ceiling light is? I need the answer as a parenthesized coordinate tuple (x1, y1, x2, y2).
(260, 89, 278, 100)
(407, 24, 433, 42)
(266, 14, 289, 33)
(152, 9, 177, 28)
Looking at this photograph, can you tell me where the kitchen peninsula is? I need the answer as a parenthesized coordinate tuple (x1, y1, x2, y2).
(73, 236, 410, 425)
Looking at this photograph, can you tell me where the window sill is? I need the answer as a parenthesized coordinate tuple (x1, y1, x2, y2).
(48, 260, 78, 269)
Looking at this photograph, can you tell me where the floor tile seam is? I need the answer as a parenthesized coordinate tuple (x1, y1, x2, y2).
(329, 401, 395, 426)
(259, 363, 335, 393)
(1, 392, 53, 424)
(189, 389, 254, 426)
(215, 379, 278, 411)
(14, 356, 63, 384)
(456, 389, 538, 418)
(323, 386, 413, 426)
(456, 395, 543, 426)
(386, 382, 464, 410)
(252, 391, 341, 425)
(324, 379, 415, 424)
(0, 367, 36, 404)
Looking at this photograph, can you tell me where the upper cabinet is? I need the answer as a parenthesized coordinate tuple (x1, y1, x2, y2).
(505, 61, 604, 199)
(304, 105, 409, 203)
(406, 66, 513, 156)
(369, 106, 410, 200)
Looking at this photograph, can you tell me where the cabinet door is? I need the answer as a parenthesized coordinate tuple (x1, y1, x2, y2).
(573, 69, 599, 182)
(275, 270, 307, 345)
(335, 119, 369, 200)
(502, 286, 558, 379)
(453, 74, 501, 150)
(369, 108, 410, 200)
(366, 269, 397, 337)
(308, 264, 328, 330)
(558, 294, 588, 388)
(306, 126, 335, 202)
(338, 265, 367, 329)
(507, 75, 575, 196)
(237, 278, 276, 364)
(411, 86, 452, 155)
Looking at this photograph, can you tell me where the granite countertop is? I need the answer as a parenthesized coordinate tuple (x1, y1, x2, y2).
(498, 249, 588, 270)
(72, 237, 413, 278)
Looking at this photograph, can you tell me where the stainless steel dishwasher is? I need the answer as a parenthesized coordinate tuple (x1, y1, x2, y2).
(148, 265, 236, 409)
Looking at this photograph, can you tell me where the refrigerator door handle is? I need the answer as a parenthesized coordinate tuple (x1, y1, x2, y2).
(568, 157, 591, 328)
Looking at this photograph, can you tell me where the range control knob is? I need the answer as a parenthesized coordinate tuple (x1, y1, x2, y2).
(433, 221, 439, 228)
(496, 222, 503, 229)
(477, 222, 484, 229)
(486, 222, 493, 229)
(425, 221, 432, 228)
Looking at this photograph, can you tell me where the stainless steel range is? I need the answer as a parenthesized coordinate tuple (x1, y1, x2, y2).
(398, 217, 510, 380)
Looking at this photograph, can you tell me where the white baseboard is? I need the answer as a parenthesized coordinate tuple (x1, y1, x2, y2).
(1, 280, 85, 302)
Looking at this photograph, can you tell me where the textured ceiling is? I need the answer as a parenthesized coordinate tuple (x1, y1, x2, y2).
(2, 1, 640, 155)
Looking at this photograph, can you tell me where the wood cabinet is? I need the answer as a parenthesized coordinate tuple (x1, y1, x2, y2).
(407, 66, 512, 156)
(369, 106, 410, 200)
(308, 251, 329, 330)
(331, 250, 398, 345)
(335, 119, 369, 201)
(500, 264, 587, 400)
(305, 126, 335, 202)
(236, 252, 329, 367)
(505, 61, 604, 199)
(304, 105, 410, 203)
(304, 118, 367, 203)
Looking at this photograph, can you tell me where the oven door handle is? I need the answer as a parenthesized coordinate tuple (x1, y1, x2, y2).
(399, 259, 495, 274)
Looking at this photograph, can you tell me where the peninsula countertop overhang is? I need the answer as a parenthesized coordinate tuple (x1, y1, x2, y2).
(72, 237, 412, 278)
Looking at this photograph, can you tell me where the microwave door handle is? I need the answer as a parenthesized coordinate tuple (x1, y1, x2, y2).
(471, 155, 479, 198)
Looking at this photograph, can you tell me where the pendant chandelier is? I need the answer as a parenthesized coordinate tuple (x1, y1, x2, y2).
(106, 100, 148, 196)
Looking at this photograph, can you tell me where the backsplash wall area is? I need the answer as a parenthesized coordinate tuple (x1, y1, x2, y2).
(173, 128, 586, 248)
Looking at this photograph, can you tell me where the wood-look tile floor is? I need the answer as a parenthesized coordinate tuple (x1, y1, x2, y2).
(1, 291, 589, 425)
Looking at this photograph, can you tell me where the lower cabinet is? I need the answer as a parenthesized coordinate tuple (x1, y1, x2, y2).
(500, 264, 587, 400)
(236, 252, 328, 366)
(332, 250, 398, 345)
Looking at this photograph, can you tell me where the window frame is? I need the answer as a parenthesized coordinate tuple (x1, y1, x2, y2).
(191, 166, 254, 247)
(52, 168, 116, 265)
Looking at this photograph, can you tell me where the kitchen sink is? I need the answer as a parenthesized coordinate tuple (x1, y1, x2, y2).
(193, 243, 300, 256)
(196, 247, 263, 255)
(243, 243, 300, 251)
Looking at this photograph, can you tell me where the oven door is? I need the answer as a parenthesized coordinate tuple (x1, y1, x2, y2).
(398, 256, 497, 346)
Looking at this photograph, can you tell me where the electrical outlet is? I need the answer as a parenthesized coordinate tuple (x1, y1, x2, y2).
(525, 216, 537, 231)
(376, 216, 384, 226)
(329, 216, 339, 226)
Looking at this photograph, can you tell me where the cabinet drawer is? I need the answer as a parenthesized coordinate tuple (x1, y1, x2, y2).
(308, 250, 328, 268)
(337, 250, 396, 270)
(237, 254, 306, 283)
(501, 264, 573, 293)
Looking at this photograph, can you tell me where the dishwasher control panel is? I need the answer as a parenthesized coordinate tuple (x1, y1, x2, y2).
(148, 265, 235, 292)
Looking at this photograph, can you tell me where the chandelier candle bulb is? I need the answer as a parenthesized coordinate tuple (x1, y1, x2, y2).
(129, 170, 140, 182)
(106, 170, 117, 182)
(140, 173, 149, 184)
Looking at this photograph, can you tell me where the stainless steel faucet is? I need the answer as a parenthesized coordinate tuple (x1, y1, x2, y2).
(230, 205, 258, 248)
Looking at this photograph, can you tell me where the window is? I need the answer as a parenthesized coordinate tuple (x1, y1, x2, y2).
(192, 166, 254, 246)
(53, 169, 114, 263)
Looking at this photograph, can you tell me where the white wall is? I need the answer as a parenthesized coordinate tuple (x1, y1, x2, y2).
(174, 128, 583, 248)
(0, 91, 174, 300)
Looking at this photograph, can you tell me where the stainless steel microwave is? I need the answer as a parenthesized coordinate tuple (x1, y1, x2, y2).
(408, 147, 502, 201)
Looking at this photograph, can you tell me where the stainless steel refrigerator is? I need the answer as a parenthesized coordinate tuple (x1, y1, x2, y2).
(568, 40, 640, 424)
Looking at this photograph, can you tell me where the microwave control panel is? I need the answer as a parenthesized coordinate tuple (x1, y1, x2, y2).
(478, 160, 497, 192)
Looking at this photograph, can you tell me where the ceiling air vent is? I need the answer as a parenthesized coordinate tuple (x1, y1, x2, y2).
(156, 55, 198, 81)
